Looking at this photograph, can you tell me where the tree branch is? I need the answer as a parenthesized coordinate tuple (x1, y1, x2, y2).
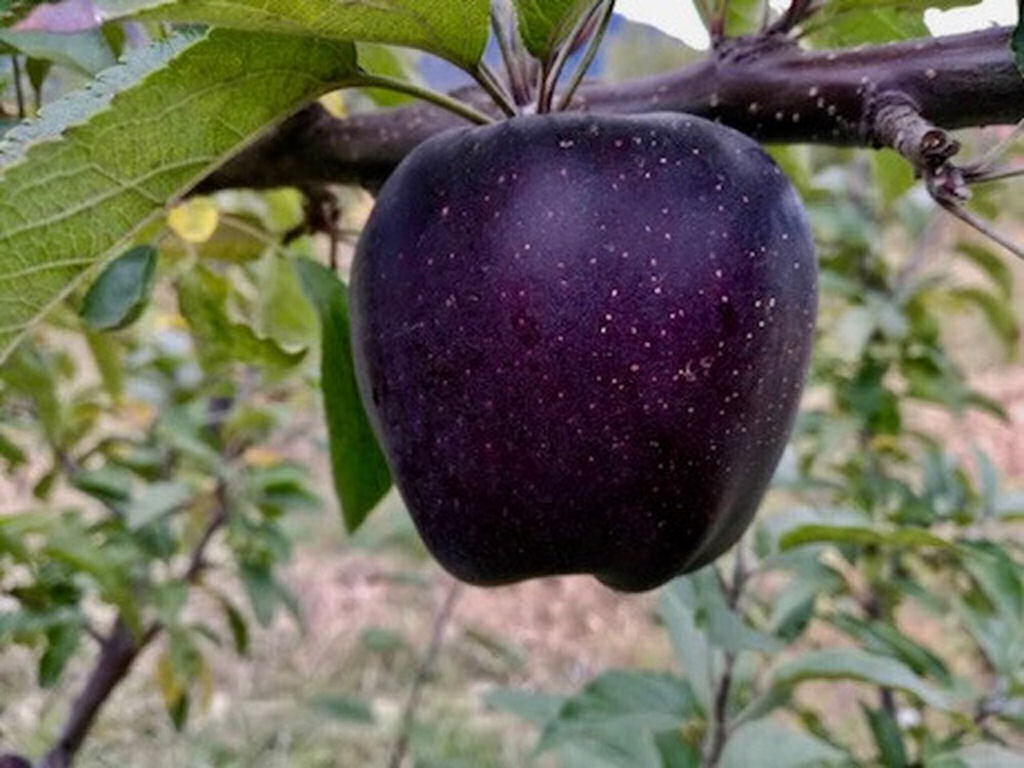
(198, 27, 1023, 194)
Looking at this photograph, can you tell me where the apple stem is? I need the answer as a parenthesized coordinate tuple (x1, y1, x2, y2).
(555, 0, 617, 112)
(358, 75, 496, 126)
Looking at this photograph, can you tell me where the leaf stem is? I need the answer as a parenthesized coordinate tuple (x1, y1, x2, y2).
(540, 0, 604, 113)
(556, 0, 617, 112)
(491, 4, 532, 105)
(358, 74, 495, 125)
(471, 62, 518, 117)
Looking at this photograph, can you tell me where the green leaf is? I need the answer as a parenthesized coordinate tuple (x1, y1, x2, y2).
(0, 28, 116, 75)
(308, 693, 375, 724)
(256, 252, 317, 351)
(538, 670, 699, 753)
(956, 242, 1014, 299)
(763, 649, 960, 711)
(38, 621, 81, 687)
(862, 704, 909, 768)
(79, 245, 157, 332)
(125, 481, 192, 529)
(720, 719, 847, 768)
(0, 343, 62, 446)
(0, 29, 362, 364)
(177, 265, 305, 372)
(958, 540, 1023, 620)
(948, 287, 1020, 359)
(85, 330, 124, 399)
(484, 687, 566, 726)
(872, 149, 915, 208)
(210, 592, 249, 656)
(71, 465, 134, 505)
(779, 524, 956, 552)
(239, 563, 275, 627)
(768, 580, 819, 642)
(294, 258, 391, 534)
(831, 613, 951, 684)
(664, 568, 781, 654)
(658, 577, 713, 712)
(514, 0, 593, 60)
(722, 0, 763, 37)
(96, 0, 490, 68)
(928, 743, 1024, 768)
(0, 429, 27, 469)
(357, 44, 420, 107)
(803, 0, 974, 47)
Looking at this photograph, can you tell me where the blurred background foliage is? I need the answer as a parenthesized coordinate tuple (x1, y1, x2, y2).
(1, 6, 1022, 768)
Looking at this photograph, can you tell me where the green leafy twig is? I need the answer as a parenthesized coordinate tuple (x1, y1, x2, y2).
(387, 580, 463, 768)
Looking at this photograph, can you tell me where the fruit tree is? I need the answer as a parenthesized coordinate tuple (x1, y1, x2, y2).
(0, 1, 1022, 766)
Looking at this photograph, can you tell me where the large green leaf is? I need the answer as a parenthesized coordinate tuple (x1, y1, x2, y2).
(0, 29, 361, 364)
(294, 258, 391, 533)
(95, 0, 490, 68)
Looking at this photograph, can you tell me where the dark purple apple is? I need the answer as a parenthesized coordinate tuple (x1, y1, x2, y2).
(350, 112, 816, 592)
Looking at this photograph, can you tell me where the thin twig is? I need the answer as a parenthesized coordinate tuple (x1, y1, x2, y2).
(701, 550, 748, 768)
(965, 165, 1024, 185)
(556, 0, 617, 112)
(936, 197, 1024, 261)
(387, 580, 462, 768)
(962, 117, 1024, 178)
(10, 55, 25, 119)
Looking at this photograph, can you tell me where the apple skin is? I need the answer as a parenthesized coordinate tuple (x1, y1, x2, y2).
(350, 112, 816, 592)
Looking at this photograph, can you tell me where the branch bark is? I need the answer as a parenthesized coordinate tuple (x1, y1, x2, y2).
(199, 27, 1024, 194)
